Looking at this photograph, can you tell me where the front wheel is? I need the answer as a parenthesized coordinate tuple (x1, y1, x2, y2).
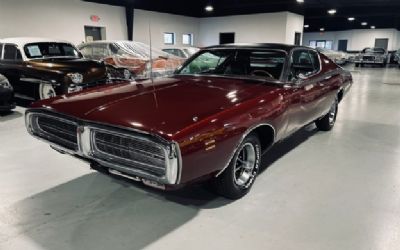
(315, 98, 338, 131)
(212, 134, 261, 199)
(38, 83, 56, 100)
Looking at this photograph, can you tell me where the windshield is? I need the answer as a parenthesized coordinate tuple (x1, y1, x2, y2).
(24, 43, 81, 59)
(363, 48, 385, 54)
(176, 49, 286, 80)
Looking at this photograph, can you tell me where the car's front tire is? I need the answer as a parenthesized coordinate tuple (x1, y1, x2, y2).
(212, 134, 261, 199)
(315, 98, 338, 131)
(38, 83, 56, 100)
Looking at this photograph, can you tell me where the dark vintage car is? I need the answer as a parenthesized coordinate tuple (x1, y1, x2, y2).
(0, 74, 15, 112)
(354, 47, 388, 67)
(25, 44, 352, 199)
(0, 38, 112, 101)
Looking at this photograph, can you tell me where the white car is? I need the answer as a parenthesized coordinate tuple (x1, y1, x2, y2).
(316, 48, 349, 65)
(162, 47, 200, 59)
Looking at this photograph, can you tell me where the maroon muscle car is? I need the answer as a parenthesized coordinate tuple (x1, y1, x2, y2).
(25, 44, 352, 199)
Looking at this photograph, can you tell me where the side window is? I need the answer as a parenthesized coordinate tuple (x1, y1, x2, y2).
(308, 50, 320, 73)
(289, 49, 314, 80)
(4, 44, 22, 61)
(80, 46, 93, 58)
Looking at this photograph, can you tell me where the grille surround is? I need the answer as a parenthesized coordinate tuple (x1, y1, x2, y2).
(90, 128, 169, 177)
(25, 110, 181, 185)
(28, 113, 78, 151)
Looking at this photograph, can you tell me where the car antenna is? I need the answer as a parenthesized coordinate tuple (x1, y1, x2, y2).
(148, 19, 159, 108)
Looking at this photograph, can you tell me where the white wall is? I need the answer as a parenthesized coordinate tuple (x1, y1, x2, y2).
(133, 9, 200, 49)
(303, 29, 400, 51)
(0, 0, 127, 45)
(198, 11, 304, 47)
(285, 12, 304, 45)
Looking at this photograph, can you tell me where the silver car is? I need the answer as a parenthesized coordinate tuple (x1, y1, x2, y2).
(354, 47, 388, 67)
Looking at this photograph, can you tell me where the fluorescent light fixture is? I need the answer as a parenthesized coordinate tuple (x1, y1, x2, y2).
(304, 24, 309, 28)
(296, 0, 304, 3)
(348, 17, 355, 21)
(320, 28, 325, 31)
(205, 5, 214, 12)
(328, 9, 337, 15)
(371, 26, 376, 29)
(361, 22, 368, 26)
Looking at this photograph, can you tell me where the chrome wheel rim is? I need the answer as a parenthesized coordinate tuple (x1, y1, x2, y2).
(328, 102, 337, 125)
(40, 84, 56, 100)
(234, 142, 256, 187)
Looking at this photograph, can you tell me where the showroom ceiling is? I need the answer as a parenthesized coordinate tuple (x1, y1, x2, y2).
(84, 0, 400, 32)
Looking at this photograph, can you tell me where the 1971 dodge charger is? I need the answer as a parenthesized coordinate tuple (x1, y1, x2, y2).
(25, 44, 352, 199)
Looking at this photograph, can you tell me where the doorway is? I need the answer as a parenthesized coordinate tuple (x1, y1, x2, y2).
(84, 26, 106, 42)
(219, 33, 235, 44)
(375, 38, 389, 50)
(338, 40, 348, 52)
(294, 32, 302, 45)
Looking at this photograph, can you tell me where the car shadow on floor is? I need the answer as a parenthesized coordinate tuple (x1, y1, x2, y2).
(0, 110, 23, 122)
(0, 125, 319, 250)
(259, 124, 318, 174)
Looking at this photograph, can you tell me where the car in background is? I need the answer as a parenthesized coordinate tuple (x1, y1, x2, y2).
(394, 49, 400, 67)
(0, 37, 112, 100)
(162, 47, 200, 59)
(354, 47, 388, 67)
(26, 43, 352, 199)
(316, 48, 348, 65)
(0, 74, 15, 113)
(78, 41, 184, 79)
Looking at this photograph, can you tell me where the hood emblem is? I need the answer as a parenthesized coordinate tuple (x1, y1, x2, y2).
(192, 116, 198, 122)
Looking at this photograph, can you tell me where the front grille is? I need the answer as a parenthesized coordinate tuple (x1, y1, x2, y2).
(34, 115, 78, 151)
(363, 56, 375, 61)
(92, 130, 167, 177)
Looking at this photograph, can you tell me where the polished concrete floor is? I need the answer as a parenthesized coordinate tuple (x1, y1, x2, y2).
(1, 65, 400, 250)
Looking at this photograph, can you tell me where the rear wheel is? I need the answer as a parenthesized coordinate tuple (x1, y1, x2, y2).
(355, 63, 359, 67)
(39, 83, 56, 100)
(212, 134, 261, 199)
(315, 98, 338, 131)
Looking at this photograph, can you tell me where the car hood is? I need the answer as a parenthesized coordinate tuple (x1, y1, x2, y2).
(32, 76, 279, 140)
(27, 58, 105, 73)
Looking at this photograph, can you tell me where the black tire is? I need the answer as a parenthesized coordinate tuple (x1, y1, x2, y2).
(316, 98, 338, 131)
(360, 63, 364, 67)
(355, 63, 359, 67)
(212, 134, 261, 199)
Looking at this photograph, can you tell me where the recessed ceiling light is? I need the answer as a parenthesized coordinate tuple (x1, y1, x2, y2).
(371, 26, 376, 29)
(205, 5, 214, 12)
(348, 17, 355, 21)
(320, 28, 325, 31)
(304, 24, 309, 28)
(361, 22, 368, 26)
(296, 0, 304, 3)
(328, 9, 337, 15)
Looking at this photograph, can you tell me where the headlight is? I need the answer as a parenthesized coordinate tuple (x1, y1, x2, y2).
(123, 69, 131, 80)
(0, 75, 12, 89)
(67, 73, 83, 84)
